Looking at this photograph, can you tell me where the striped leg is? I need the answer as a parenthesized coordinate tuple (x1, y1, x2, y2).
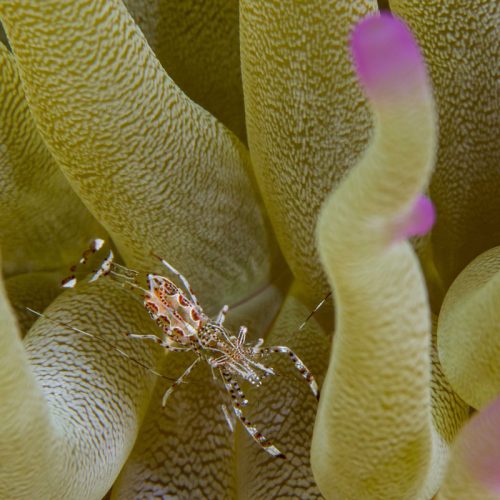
(220, 370, 286, 459)
(221, 404, 235, 432)
(228, 375, 248, 407)
(255, 345, 319, 400)
(162, 357, 201, 406)
(220, 376, 248, 432)
(125, 332, 193, 352)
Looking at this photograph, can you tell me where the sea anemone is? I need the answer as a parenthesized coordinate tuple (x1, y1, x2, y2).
(0, 1, 497, 498)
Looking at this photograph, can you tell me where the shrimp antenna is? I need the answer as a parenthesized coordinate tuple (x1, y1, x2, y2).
(298, 291, 332, 331)
(26, 307, 176, 382)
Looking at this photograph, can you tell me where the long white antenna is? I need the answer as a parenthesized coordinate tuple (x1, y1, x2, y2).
(26, 307, 175, 382)
(298, 292, 332, 331)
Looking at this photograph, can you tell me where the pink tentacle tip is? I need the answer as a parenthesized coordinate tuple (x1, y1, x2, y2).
(392, 195, 435, 242)
(350, 13, 427, 100)
(463, 397, 500, 493)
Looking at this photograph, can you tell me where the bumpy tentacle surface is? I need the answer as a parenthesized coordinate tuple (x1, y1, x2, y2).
(0, 43, 104, 276)
(240, 0, 377, 303)
(0, 0, 274, 308)
(0, 2, 496, 498)
(0, 258, 57, 499)
(0, 274, 161, 499)
(428, 315, 469, 451)
(390, 0, 500, 288)
(112, 344, 238, 498)
(424, 315, 470, 497)
(437, 246, 500, 410)
(123, 0, 246, 142)
(312, 14, 438, 499)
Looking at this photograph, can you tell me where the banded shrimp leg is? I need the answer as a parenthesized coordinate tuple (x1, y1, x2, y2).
(220, 369, 286, 459)
(253, 345, 320, 400)
(124, 328, 204, 407)
(161, 356, 202, 407)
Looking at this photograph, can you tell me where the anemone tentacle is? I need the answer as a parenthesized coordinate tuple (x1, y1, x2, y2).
(312, 14, 440, 499)
(0, 0, 274, 310)
(0, 1, 496, 498)
(124, 0, 246, 142)
(0, 43, 104, 277)
(0, 269, 163, 498)
(240, 0, 377, 304)
(390, 0, 500, 289)
(437, 246, 500, 410)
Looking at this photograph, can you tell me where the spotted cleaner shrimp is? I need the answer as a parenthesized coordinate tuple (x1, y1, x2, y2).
(29, 239, 321, 459)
